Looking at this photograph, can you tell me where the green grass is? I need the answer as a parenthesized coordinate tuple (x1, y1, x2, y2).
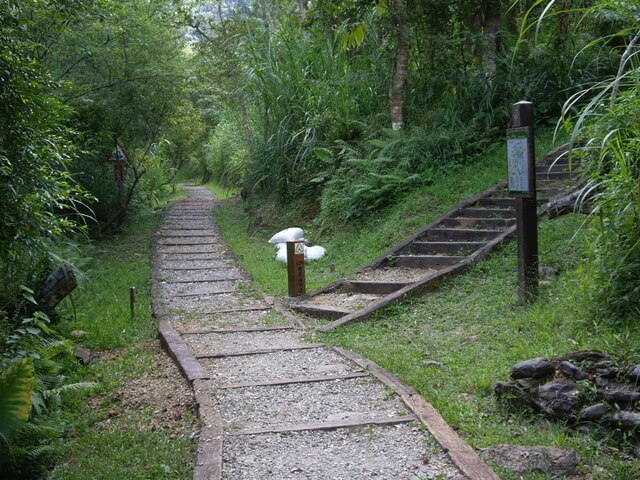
(216, 133, 564, 296)
(215, 134, 639, 478)
(315, 214, 640, 479)
(204, 181, 239, 200)
(47, 205, 197, 479)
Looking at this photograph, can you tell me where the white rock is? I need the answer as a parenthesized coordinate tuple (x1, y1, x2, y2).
(275, 244, 288, 262)
(268, 227, 304, 244)
(304, 245, 326, 261)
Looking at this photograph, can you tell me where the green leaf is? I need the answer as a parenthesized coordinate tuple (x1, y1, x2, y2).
(0, 358, 36, 441)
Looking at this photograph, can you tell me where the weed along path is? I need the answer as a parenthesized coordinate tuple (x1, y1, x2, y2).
(151, 186, 498, 480)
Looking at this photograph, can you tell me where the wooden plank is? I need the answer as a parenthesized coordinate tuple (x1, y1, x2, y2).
(439, 217, 514, 229)
(292, 303, 353, 319)
(333, 347, 499, 480)
(192, 379, 223, 480)
(409, 241, 483, 255)
(392, 255, 464, 268)
(228, 415, 416, 436)
(157, 241, 218, 246)
(161, 277, 244, 284)
(182, 325, 293, 335)
(456, 207, 514, 218)
(162, 265, 230, 271)
(197, 306, 271, 314)
(217, 372, 370, 389)
(426, 228, 502, 242)
(158, 319, 209, 382)
(196, 344, 325, 359)
(402, 394, 499, 480)
(157, 233, 215, 238)
(474, 197, 515, 208)
(536, 170, 571, 180)
(345, 280, 409, 295)
(333, 347, 416, 397)
(173, 289, 237, 297)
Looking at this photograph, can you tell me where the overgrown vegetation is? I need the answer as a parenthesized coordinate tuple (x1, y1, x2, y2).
(1, 0, 640, 477)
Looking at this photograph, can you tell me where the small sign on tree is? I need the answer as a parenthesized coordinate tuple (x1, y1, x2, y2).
(106, 140, 129, 184)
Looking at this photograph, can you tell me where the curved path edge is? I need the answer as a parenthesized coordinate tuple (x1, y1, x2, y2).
(150, 209, 222, 479)
(150, 191, 499, 480)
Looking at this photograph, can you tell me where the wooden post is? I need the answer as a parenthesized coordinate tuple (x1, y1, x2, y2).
(130, 287, 136, 318)
(508, 101, 538, 302)
(34, 263, 78, 311)
(286, 240, 306, 297)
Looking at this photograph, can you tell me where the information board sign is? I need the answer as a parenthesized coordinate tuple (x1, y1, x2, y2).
(507, 127, 531, 195)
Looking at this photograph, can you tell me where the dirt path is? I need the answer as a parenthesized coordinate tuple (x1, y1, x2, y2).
(151, 186, 497, 480)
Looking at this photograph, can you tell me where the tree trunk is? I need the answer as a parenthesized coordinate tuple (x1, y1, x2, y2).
(482, 1, 501, 86)
(298, 0, 308, 17)
(389, 0, 409, 131)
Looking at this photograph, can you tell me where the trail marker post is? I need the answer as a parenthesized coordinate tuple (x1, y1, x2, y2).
(508, 100, 538, 303)
(287, 240, 306, 297)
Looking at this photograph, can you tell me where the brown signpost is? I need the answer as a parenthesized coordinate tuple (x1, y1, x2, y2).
(508, 101, 538, 302)
(287, 240, 306, 297)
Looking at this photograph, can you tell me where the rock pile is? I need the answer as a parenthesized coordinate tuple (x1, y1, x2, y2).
(495, 351, 640, 433)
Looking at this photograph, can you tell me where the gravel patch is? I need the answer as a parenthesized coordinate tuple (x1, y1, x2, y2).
(184, 329, 313, 354)
(203, 348, 363, 384)
(354, 267, 435, 283)
(167, 293, 266, 311)
(157, 268, 245, 283)
(304, 292, 381, 310)
(157, 236, 220, 245)
(170, 310, 290, 332)
(216, 377, 408, 430)
(159, 280, 244, 296)
(222, 424, 463, 480)
(160, 259, 233, 270)
(157, 244, 227, 254)
(161, 222, 214, 230)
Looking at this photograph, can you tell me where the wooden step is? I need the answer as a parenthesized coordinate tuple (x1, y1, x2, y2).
(535, 171, 571, 180)
(536, 162, 574, 173)
(456, 207, 514, 218)
(440, 217, 515, 229)
(474, 197, 515, 208)
(345, 281, 410, 295)
(537, 187, 564, 199)
(392, 255, 465, 268)
(291, 303, 353, 319)
(426, 228, 503, 242)
(409, 241, 484, 255)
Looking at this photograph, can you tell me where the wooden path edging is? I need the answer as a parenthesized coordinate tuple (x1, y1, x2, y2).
(311, 143, 586, 332)
(150, 204, 222, 480)
(333, 347, 500, 480)
(152, 191, 499, 480)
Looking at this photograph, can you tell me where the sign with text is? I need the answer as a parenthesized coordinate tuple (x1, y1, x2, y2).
(106, 140, 129, 185)
(507, 127, 532, 195)
(287, 241, 306, 297)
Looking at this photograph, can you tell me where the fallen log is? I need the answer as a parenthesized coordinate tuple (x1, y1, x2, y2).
(35, 263, 77, 311)
(544, 187, 593, 219)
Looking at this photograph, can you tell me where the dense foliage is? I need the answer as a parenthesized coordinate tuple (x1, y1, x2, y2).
(0, 1, 202, 477)
(0, 0, 639, 477)
(185, 0, 617, 223)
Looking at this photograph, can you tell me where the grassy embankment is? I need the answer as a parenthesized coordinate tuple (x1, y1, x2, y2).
(45, 188, 198, 480)
(215, 137, 640, 479)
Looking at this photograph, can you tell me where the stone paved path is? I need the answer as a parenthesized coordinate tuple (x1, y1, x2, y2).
(151, 186, 498, 480)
